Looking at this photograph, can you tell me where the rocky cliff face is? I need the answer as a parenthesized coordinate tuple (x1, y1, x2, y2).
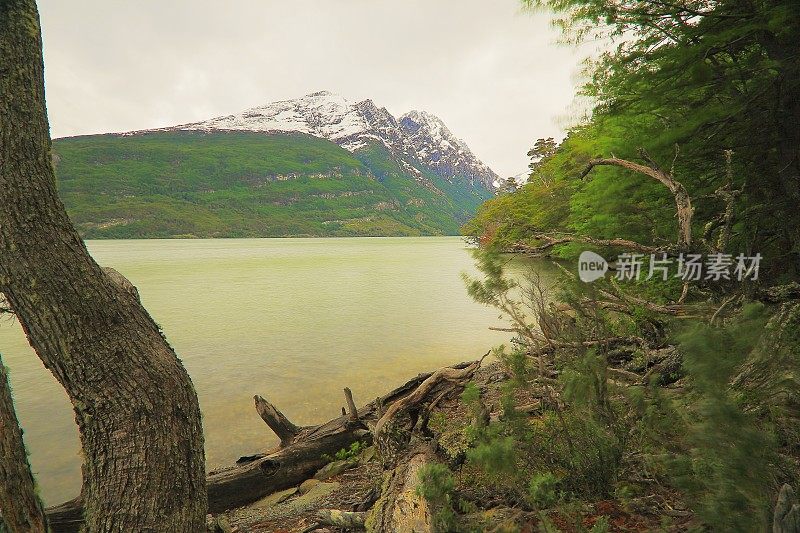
(166, 91, 498, 193)
(399, 110, 497, 191)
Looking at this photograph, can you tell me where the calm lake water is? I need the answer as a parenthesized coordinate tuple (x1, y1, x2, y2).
(0, 236, 554, 504)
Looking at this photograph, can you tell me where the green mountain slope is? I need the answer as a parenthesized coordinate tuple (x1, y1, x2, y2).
(53, 131, 492, 238)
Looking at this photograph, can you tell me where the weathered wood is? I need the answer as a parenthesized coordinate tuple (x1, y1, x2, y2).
(254, 395, 301, 447)
(46, 362, 479, 532)
(374, 359, 482, 437)
(365, 448, 435, 533)
(344, 387, 359, 421)
(43, 498, 83, 533)
(774, 484, 800, 533)
(374, 358, 483, 467)
(207, 420, 370, 513)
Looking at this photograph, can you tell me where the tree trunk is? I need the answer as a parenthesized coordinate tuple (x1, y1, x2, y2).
(0, 1, 207, 531)
(0, 360, 47, 533)
(365, 448, 435, 533)
(758, 29, 800, 276)
(45, 362, 481, 531)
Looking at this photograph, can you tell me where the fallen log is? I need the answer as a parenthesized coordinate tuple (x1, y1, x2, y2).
(207, 417, 370, 513)
(45, 361, 478, 532)
(363, 358, 487, 531)
(46, 415, 369, 532)
(373, 357, 484, 466)
(365, 447, 436, 533)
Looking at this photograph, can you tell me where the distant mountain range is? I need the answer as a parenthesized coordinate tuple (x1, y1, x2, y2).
(54, 91, 498, 238)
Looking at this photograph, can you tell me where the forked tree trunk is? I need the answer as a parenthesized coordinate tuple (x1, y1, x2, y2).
(0, 360, 47, 533)
(0, 1, 207, 531)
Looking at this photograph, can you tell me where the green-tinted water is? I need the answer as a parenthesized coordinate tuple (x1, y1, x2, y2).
(0, 236, 554, 504)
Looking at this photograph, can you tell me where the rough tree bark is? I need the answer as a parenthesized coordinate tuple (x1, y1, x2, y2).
(0, 1, 207, 531)
(365, 448, 435, 533)
(46, 364, 477, 531)
(0, 360, 47, 532)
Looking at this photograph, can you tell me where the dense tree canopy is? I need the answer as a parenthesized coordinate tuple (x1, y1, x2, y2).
(465, 0, 800, 282)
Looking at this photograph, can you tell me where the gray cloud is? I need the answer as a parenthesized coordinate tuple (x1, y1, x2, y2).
(39, 0, 589, 177)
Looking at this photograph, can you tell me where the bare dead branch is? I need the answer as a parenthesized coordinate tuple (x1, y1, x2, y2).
(581, 151, 694, 247)
(373, 355, 487, 437)
(343, 387, 358, 421)
(710, 293, 740, 324)
(598, 286, 687, 316)
(677, 282, 690, 304)
(253, 395, 301, 447)
(551, 336, 649, 349)
(607, 366, 645, 383)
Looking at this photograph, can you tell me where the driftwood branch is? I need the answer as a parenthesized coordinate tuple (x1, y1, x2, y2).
(343, 387, 358, 421)
(374, 356, 485, 437)
(254, 395, 301, 447)
(372, 356, 486, 468)
(46, 362, 478, 532)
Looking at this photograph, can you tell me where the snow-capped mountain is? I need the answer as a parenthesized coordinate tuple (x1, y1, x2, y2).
(166, 91, 498, 192)
(399, 110, 497, 190)
(493, 171, 530, 189)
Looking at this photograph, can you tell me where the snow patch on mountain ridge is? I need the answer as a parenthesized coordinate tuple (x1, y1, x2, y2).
(168, 91, 498, 191)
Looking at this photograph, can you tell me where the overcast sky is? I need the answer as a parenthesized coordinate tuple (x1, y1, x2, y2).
(39, 0, 594, 178)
